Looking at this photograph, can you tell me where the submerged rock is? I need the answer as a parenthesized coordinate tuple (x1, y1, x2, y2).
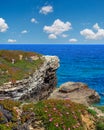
(49, 82, 100, 106)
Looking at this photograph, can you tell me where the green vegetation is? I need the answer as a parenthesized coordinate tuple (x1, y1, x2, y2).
(0, 50, 44, 85)
(96, 119, 104, 130)
(96, 106, 104, 113)
(0, 99, 104, 130)
(0, 99, 20, 111)
(34, 99, 86, 130)
(0, 100, 21, 130)
(0, 124, 12, 130)
(87, 108, 97, 116)
(0, 99, 87, 130)
(95, 106, 104, 130)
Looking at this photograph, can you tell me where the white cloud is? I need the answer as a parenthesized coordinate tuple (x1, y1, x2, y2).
(31, 18, 38, 23)
(93, 23, 100, 30)
(43, 19, 72, 39)
(69, 38, 78, 43)
(80, 23, 104, 40)
(62, 34, 68, 38)
(0, 18, 8, 32)
(39, 5, 53, 15)
(8, 39, 16, 43)
(21, 30, 28, 34)
(48, 34, 57, 39)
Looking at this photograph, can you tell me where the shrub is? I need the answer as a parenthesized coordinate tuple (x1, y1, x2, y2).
(96, 121, 104, 130)
(87, 108, 97, 116)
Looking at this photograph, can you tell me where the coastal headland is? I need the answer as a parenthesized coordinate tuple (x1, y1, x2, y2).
(0, 50, 103, 130)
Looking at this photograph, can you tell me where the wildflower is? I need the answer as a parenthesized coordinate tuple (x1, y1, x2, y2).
(55, 123, 59, 127)
(77, 122, 80, 126)
(66, 104, 70, 107)
(63, 125, 66, 129)
(72, 111, 75, 114)
(45, 110, 47, 113)
(6, 123, 9, 127)
(48, 114, 51, 117)
(65, 98, 70, 100)
(49, 118, 53, 122)
(73, 126, 76, 129)
(60, 113, 63, 117)
(68, 128, 70, 130)
(73, 115, 77, 119)
(53, 107, 56, 111)
(66, 112, 69, 115)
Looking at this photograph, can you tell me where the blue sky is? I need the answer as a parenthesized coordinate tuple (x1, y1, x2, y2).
(0, 0, 104, 44)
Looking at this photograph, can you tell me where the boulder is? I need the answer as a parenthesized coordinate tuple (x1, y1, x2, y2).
(49, 82, 100, 106)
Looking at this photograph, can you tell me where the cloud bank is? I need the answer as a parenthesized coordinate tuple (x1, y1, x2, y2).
(80, 23, 104, 40)
(0, 18, 8, 32)
(43, 19, 72, 39)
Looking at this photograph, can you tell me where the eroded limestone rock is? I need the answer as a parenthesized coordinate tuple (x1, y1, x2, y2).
(49, 82, 100, 106)
(0, 56, 59, 101)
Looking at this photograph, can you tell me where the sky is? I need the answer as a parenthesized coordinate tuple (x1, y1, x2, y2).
(0, 0, 104, 44)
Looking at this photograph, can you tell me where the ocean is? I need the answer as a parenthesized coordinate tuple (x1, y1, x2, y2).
(0, 44, 104, 105)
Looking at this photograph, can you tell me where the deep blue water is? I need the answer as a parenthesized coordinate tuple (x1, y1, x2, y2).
(0, 44, 104, 105)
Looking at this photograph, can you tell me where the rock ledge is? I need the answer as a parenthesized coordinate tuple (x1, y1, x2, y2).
(49, 82, 100, 106)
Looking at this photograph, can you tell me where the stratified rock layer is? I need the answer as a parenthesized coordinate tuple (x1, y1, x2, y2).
(0, 56, 59, 101)
(49, 82, 100, 106)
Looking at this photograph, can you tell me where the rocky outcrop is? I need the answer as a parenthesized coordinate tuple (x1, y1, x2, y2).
(0, 56, 59, 101)
(49, 82, 100, 106)
(81, 111, 96, 130)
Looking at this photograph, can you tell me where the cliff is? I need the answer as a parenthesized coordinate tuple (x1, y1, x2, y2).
(0, 51, 103, 130)
(0, 55, 59, 101)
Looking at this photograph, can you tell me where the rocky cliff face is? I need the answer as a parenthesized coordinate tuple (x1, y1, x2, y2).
(0, 56, 59, 101)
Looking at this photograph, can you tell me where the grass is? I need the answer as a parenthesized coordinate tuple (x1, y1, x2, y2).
(0, 99, 103, 130)
(87, 108, 97, 116)
(95, 106, 104, 130)
(0, 99, 87, 130)
(34, 99, 86, 130)
(96, 119, 104, 130)
(0, 50, 44, 85)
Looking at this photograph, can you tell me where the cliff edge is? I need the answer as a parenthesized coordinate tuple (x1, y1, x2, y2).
(0, 55, 59, 101)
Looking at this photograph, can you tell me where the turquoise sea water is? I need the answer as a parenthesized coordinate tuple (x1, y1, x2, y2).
(0, 44, 104, 105)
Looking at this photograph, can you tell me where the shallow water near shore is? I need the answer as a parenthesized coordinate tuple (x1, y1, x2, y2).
(0, 44, 104, 105)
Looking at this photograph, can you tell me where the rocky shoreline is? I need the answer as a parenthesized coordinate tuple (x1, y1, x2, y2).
(0, 53, 103, 130)
(0, 54, 100, 106)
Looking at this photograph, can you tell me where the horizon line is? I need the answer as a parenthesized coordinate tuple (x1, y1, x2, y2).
(0, 43, 104, 45)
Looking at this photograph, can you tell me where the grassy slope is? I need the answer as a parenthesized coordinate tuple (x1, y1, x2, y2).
(0, 50, 44, 85)
(0, 99, 104, 130)
(0, 99, 90, 130)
